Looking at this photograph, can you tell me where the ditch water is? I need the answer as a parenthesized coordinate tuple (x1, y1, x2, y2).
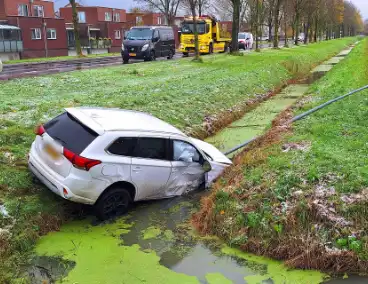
(29, 46, 367, 284)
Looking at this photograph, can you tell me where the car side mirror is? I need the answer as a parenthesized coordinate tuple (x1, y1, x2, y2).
(202, 161, 212, 173)
(246, 38, 250, 40)
(153, 36, 159, 42)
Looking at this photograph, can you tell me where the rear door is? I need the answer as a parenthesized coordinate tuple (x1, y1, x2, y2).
(130, 137, 172, 200)
(35, 112, 98, 177)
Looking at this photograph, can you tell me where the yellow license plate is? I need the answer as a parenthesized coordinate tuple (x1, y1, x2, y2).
(44, 144, 60, 160)
(129, 53, 136, 57)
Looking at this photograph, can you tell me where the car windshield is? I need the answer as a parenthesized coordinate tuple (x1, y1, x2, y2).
(181, 22, 207, 34)
(238, 33, 246, 39)
(126, 28, 153, 40)
(44, 112, 98, 154)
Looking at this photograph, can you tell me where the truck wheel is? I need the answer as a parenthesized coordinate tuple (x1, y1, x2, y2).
(94, 187, 132, 220)
(183, 52, 189, 57)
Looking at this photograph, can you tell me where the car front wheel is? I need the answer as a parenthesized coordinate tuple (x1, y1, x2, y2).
(94, 187, 132, 220)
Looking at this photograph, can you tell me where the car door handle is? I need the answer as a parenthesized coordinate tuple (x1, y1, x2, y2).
(132, 166, 141, 172)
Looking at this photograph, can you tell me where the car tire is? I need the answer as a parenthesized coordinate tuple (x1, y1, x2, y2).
(167, 49, 174, 59)
(123, 59, 129, 64)
(149, 51, 156, 61)
(94, 187, 132, 220)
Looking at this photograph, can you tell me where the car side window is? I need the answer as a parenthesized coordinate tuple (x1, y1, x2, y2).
(173, 140, 201, 164)
(108, 137, 138, 156)
(135, 138, 169, 160)
(154, 29, 159, 40)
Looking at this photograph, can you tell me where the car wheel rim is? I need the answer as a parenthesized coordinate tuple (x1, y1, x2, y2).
(103, 193, 128, 217)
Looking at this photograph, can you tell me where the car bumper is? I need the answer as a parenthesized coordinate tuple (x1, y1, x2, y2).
(122, 49, 150, 60)
(28, 144, 97, 205)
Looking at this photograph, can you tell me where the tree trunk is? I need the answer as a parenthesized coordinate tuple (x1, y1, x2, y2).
(70, 0, 82, 56)
(255, 0, 260, 51)
(190, 4, 200, 60)
(294, 12, 299, 45)
(273, 0, 281, 48)
(231, 0, 241, 52)
(198, 1, 202, 16)
(314, 18, 318, 42)
(304, 23, 308, 44)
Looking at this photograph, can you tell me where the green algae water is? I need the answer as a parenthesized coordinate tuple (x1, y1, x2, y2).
(206, 85, 309, 157)
(33, 197, 326, 284)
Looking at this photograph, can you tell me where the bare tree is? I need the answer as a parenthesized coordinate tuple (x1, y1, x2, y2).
(69, 0, 82, 56)
(182, 0, 210, 16)
(134, 0, 182, 25)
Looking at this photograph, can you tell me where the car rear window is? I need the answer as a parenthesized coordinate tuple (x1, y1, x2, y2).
(44, 112, 98, 154)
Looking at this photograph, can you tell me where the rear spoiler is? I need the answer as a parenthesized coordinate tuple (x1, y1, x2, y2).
(65, 108, 105, 135)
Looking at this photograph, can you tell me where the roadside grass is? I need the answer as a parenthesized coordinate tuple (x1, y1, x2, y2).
(3, 53, 120, 64)
(0, 38, 355, 281)
(193, 39, 368, 273)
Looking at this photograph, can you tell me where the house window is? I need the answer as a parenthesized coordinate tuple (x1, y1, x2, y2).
(18, 4, 29, 16)
(157, 17, 162, 25)
(113, 13, 120, 22)
(105, 12, 112, 22)
(47, 29, 57, 40)
(114, 30, 121, 39)
(31, 28, 42, 40)
(136, 16, 143, 25)
(33, 5, 44, 17)
(78, 11, 86, 23)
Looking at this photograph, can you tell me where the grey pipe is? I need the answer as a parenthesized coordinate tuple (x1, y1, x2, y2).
(224, 85, 368, 156)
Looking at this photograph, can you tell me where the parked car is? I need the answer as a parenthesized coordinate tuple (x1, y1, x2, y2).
(0, 58, 2, 73)
(238, 32, 254, 50)
(28, 108, 232, 219)
(122, 26, 175, 64)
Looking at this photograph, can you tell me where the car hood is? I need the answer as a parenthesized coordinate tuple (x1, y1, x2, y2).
(123, 39, 150, 47)
(190, 138, 232, 165)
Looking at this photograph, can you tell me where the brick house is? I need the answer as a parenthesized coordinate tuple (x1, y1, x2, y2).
(126, 12, 165, 28)
(60, 4, 127, 54)
(0, 0, 68, 59)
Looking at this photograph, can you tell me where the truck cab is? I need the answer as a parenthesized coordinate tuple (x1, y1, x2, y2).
(179, 16, 231, 56)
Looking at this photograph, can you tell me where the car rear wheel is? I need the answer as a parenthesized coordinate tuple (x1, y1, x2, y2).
(94, 187, 132, 220)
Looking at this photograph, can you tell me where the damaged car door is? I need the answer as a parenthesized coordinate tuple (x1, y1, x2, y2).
(165, 140, 206, 197)
(131, 137, 172, 200)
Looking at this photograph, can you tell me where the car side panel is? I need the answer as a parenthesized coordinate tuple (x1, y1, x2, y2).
(81, 132, 134, 201)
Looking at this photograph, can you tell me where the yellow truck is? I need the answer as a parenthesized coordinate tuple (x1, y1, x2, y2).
(179, 16, 231, 56)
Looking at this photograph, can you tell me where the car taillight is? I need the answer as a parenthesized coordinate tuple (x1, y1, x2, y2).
(63, 148, 101, 171)
(35, 125, 45, 136)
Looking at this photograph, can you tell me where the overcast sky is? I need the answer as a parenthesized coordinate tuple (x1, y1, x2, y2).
(54, 0, 368, 19)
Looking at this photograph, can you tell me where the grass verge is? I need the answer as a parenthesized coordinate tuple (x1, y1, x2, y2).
(0, 38, 356, 281)
(3, 53, 120, 65)
(193, 39, 368, 274)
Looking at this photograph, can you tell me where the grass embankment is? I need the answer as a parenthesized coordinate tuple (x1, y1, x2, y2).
(194, 39, 368, 273)
(0, 38, 355, 281)
(3, 53, 120, 64)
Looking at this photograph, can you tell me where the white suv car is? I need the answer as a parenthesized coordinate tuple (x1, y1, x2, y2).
(28, 108, 232, 219)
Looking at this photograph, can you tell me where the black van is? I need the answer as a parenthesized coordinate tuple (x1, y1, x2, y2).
(122, 26, 176, 64)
